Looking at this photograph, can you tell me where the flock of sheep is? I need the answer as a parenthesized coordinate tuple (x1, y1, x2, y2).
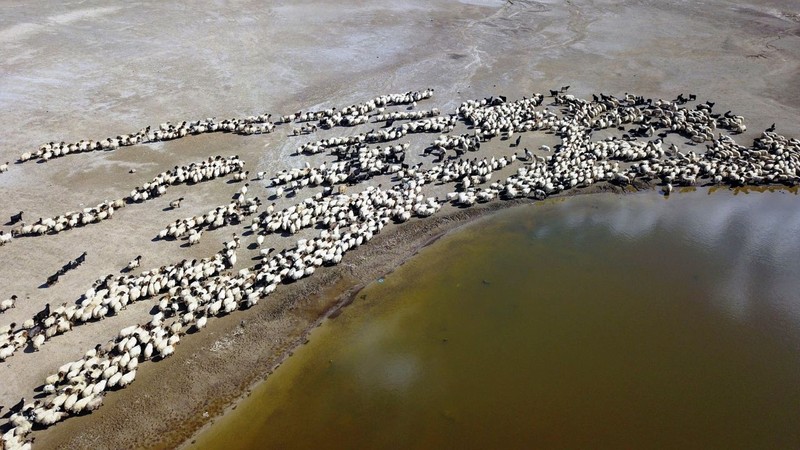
(1, 87, 798, 449)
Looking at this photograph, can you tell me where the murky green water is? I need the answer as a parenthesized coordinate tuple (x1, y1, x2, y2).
(190, 188, 800, 449)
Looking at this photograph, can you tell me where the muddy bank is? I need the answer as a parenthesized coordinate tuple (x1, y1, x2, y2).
(32, 180, 639, 450)
(29, 198, 508, 449)
(2, 0, 799, 448)
(186, 187, 800, 450)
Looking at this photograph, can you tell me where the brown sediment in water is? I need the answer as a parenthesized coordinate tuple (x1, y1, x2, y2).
(185, 189, 800, 450)
(32, 181, 635, 450)
(27, 180, 800, 450)
(25, 161, 799, 450)
(4, 0, 800, 447)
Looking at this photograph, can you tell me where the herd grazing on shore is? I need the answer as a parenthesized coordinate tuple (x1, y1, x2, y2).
(1, 87, 799, 450)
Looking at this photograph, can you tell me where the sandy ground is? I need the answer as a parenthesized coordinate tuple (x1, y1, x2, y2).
(0, 0, 798, 448)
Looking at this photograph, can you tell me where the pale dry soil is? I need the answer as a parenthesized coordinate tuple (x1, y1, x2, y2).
(0, 0, 798, 449)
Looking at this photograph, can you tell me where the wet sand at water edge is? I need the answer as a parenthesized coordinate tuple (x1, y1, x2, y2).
(0, 0, 799, 448)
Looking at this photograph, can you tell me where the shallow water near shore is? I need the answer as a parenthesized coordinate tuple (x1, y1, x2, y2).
(189, 188, 800, 449)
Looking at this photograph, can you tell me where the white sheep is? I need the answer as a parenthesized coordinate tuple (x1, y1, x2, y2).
(126, 255, 142, 271)
(0, 295, 17, 312)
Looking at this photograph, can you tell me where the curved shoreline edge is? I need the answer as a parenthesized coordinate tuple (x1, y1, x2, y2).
(23, 180, 800, 450)
(33, 181, 640, 450)
(3, 1, 800, 448)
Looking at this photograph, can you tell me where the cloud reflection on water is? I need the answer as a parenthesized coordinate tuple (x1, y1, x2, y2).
(543, 190, 800, 323)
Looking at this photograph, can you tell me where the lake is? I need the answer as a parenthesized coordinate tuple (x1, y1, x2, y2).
(190, 188, 800, 449)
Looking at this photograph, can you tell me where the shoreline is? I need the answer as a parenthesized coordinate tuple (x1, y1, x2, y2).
(30, 181, 642, 450)
(166, 181, 800, 450)
(3, 1, 798, 448)
(18, 175, 799, 450)
(24, 160, 800, 450)
(174, 181, 657, 442)
(178, 186, 800, 450)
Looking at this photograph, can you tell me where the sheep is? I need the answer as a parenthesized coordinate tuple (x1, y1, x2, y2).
(169, 197, 184, 209)
(126, 255, 142, 271)
(9, 211, 23, 225)
(31, 333, 45, 351)
(194, 316, 208, 331)
(45, 274, 60, 286)
(188, 230, 203, 245)
(0, 295, 17, 312)
(0, 345, 15, 361)
(34, 408, 68, 426)
(75, 252, 87, 266)
(1, 89, 797, 449)
(119, 370, 137, 387)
